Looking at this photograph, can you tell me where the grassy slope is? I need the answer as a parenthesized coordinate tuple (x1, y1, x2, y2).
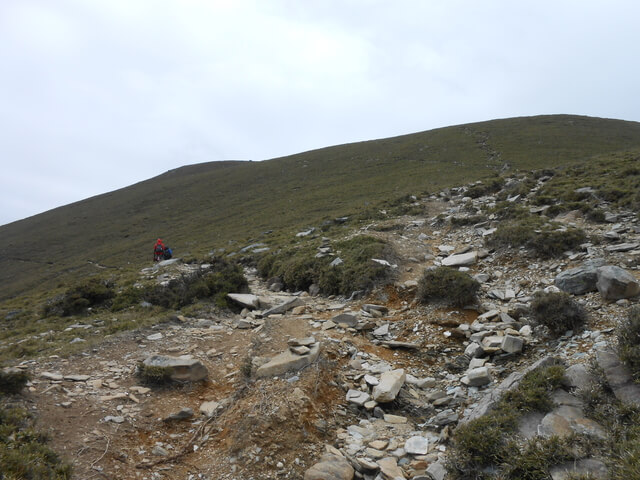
(2, 114, 640, 302)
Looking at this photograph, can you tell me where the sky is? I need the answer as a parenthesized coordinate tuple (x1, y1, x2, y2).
(1, 0, 640, 226)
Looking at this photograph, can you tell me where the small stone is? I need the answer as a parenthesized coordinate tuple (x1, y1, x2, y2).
(383, 414, 407, 424)
(404, 436, 429, 455)
(163, 407, 194, 422)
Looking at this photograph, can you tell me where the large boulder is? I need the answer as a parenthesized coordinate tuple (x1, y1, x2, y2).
(596, 266, 640, 300)
(141, 355, 208, 382)
(372, 369, 406, 402)
(304, 454, 354, 480)
(555, 259, 605, 294)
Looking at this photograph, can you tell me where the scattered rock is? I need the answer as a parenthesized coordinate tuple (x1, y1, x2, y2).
(142, 355, 209, 382)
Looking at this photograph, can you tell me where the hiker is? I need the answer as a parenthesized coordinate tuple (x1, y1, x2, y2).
(153, 238, 165, 262)
(163, 246, 173, 260)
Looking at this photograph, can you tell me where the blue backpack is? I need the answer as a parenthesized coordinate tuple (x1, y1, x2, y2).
(163, 247, 173, 260)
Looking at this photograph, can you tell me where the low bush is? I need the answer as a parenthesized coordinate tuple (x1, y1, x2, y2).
(487, 216, 586, 258)
(137, 362, 172, 385)
(139, 258, 248, 310)
(110, 258, 247, 311)
(0, 368, 30, 395)
(417, 267, 480, 307)
(617, 306, 640, 380)
(0, 406, 72, 479)
(530, 291, 587, 335)
(43, 278, 115, 316)
(450, 214, 488, 227)
(465, 177, 505, 198)
(258, 235, 395, 296)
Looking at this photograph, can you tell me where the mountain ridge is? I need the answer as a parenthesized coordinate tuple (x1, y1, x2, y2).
(2, 114, 640, 301)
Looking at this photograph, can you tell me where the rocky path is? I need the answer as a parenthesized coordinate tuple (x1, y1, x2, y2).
(7, 179, 640, 479)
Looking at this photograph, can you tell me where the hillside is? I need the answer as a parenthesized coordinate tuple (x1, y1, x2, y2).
(1, 166, 639, 479)
(2, 114, 640, 302)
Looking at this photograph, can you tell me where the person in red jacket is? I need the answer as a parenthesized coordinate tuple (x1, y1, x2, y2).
(153, 239, 165, 262)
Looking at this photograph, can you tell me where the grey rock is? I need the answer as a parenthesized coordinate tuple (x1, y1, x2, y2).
(554, 259, 606, 295)
(605, 242, 640, 252)
(142, 355, 208, 382)
(372, 369, 406, 402)
(346, 389, 371, 406)
(562, 364, 594, 390)
(152, 445, 170, 456)
(103, 415, 125, 423)
(362, 304, 389, 316)
(256, 342, 321, 377)
(426, 461, 447, 480)
(263, 297, 305, 316)
(404, 436, 429, 455)
(464, 342, 484, 358)
(501, 335, 524, 354)
(596, 348, 640, 407)
(596, 265, 640, 300)
(442, 251, 478, 267)
(304, 454, 354, 480)
(199, 401, 220, 417)
(431, 409, 459, 426)
(466, 367, 492, 387)
(227, 293, 261, 309)
(332, 313, 358, 327)
(164, 407, 194, 422)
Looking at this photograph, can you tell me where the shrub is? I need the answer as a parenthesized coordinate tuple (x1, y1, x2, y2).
(530, 291, 587, 335)
(0, 368, 30, 395)
(124, 258, 248, 310)
(44, 278, 115, 316)
(465, 177, 505, 198)
(137, 362, 172, 385)
(417, 267, 480, 307)
(487, 216, 586, 258)
(0, 406, 72, 479)
(617, 306, 640, 380)
(257, 235, 395, 296)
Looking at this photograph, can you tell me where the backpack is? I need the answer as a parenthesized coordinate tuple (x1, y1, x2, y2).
(154, 244, 164, 255)
(163, 247, 173, 260)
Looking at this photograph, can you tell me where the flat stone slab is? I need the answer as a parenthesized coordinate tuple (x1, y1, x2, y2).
(256, 342, 320, 377)
(227, 293, 260, 309)
(332, 313, 358, 327)
(263, 297, 305, 316)
(441, 251, 478, 267)
(596, 348, 640, 407)
(142, 355, 209, 382)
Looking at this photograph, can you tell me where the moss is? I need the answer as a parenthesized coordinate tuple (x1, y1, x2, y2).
(417, 267, 480, 307)
(530, 291, 587, 335)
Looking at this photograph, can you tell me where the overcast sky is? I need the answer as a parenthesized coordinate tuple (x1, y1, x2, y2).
(1, 0, 639, 226)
